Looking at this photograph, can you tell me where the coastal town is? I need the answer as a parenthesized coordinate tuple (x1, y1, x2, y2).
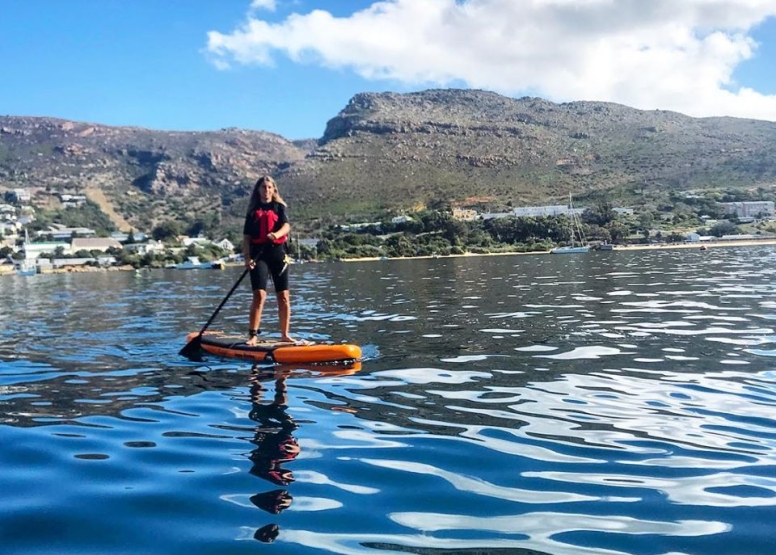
(3, 185, 776, 276)
(0, 187, 236, 276)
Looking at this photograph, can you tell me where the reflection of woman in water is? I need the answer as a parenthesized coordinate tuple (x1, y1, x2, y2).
(247, 367, 300, 543)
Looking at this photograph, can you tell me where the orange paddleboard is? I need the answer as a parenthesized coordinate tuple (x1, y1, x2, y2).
(185, 332, 362, 364)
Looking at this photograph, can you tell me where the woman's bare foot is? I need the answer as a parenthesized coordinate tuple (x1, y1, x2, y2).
(281, 336, 312, 345)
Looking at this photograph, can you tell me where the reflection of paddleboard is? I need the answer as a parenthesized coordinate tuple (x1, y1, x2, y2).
(185, 332, 362, 364)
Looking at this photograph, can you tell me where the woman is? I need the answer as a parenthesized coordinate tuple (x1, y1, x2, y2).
(242, 175, 299, 345)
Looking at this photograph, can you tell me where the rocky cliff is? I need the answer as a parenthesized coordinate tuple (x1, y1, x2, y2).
(279, 89, 776, 219)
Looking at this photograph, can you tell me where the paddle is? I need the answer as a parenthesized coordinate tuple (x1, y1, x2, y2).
(179, 259, 254, 358)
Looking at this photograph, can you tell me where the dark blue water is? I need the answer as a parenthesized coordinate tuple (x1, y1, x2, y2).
(2, 247, 776, 554)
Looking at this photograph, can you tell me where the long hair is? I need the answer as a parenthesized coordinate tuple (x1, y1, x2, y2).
(246, 175, 287, 216)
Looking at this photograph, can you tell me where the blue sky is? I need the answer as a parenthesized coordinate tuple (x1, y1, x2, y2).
(1, 0, 775, 140)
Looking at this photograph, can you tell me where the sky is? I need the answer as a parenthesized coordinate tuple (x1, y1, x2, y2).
(1, 0, 776, 140)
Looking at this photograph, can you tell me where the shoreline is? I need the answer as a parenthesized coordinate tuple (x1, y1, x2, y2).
(338, 238, 776, 262)
(5, 238, 776, 276)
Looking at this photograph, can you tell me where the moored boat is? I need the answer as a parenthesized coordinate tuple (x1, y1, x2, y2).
(551, 245, 590, 254)
(174, 256, 223, 270)
(551, 194, 589, 254)
(15, 260, 37, 276)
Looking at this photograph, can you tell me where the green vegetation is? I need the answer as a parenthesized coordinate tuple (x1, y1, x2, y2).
(17, 183, 771, 268)
(28, 200, 116, 236)
(302, 207, 639, 260)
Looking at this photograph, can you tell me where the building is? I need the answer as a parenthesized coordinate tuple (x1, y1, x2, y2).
(12, 189, 31, 204)
(124, 240, 165, 255)
(482, 204, 587, 221)
(481, 211, 513, 220)
(181, 236, 212, 247)
(723, 201, 775, 221)
(71, 238, 123, 253)
(215, 238, 235, 252)
(391, 215, 414, 224)
(22, 241, 71, 260)
(511, 205, 571, 217)
(296, 238, 319, 249)
(59, 194, 87, 208)
(110, 231, 148, 243)
(338, 222, 381, 231)
(452, 208, 478, 221)
(36, 224, 96, 240)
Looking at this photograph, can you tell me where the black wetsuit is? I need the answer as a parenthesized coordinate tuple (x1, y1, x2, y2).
(243, 201, 290, 292)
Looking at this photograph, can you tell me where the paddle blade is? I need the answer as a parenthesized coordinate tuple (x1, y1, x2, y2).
(179, 333, 203, 358)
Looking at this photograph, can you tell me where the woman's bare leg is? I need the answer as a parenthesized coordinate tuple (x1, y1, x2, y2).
(277, 290, 293, 342)
(248, 289, 267, 345)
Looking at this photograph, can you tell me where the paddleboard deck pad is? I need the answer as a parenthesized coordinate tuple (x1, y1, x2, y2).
(185, 332, 362, 364)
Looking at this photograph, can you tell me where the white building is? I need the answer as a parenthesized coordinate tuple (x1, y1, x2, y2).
(110, 231, 148, 243)
(511, 205, 571, 217)
(71, 238, 123, 253)
(23, 241, 72, 260)
(124, 240, 165, 255)
(215, 238, 235, 252)
(481, 211, 513, 220)
(723, 201, 775, 220)
(36, 224, 96, 240)
(391, 215, 414, 224)
(12, 189, 31, 204)
(483, 204, 585, 220)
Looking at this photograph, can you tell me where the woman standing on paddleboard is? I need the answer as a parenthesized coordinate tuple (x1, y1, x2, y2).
(242, 176, 299, 346)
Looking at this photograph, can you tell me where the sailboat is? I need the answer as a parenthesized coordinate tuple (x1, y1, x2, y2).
(15, 259, 36, 276)
(17, 228, 37, 275)
(551, 195, 590, 254)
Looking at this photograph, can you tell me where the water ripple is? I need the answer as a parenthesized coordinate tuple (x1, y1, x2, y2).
(4, 249, 776, 554)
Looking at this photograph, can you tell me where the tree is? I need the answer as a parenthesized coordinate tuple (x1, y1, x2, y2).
(605, 222, 629, 244)
(427, 198, 452, 212)
(152, 220, 182, 242)
(709, 221, 739, 237)
(638, 212, 654, 240)
(583, 201, 616, 227)
(384, 234, 416, 257)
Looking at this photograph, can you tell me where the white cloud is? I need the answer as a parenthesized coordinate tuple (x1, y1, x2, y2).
(206, 0, 776, 120)
(249, 0, 276, 11)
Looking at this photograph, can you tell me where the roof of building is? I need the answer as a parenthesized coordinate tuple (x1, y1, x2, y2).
(71, 238, 122, 250)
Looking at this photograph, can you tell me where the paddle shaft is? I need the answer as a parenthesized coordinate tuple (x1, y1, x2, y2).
(180, 251, 264, 357)
(194, 265, 250, 338)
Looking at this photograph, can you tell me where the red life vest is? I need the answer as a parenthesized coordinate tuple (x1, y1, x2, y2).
(251, 206, 287, 245)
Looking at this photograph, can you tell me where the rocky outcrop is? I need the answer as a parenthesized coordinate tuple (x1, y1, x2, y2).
(282, 89, 776, 216)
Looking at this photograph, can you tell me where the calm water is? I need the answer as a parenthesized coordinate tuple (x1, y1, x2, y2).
(2, 248, 776, 555)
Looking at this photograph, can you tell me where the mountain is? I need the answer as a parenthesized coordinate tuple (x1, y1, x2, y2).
(0, 116, 308, 233)
(3, 89, 776, 234)
(280, 89, 776, 219)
